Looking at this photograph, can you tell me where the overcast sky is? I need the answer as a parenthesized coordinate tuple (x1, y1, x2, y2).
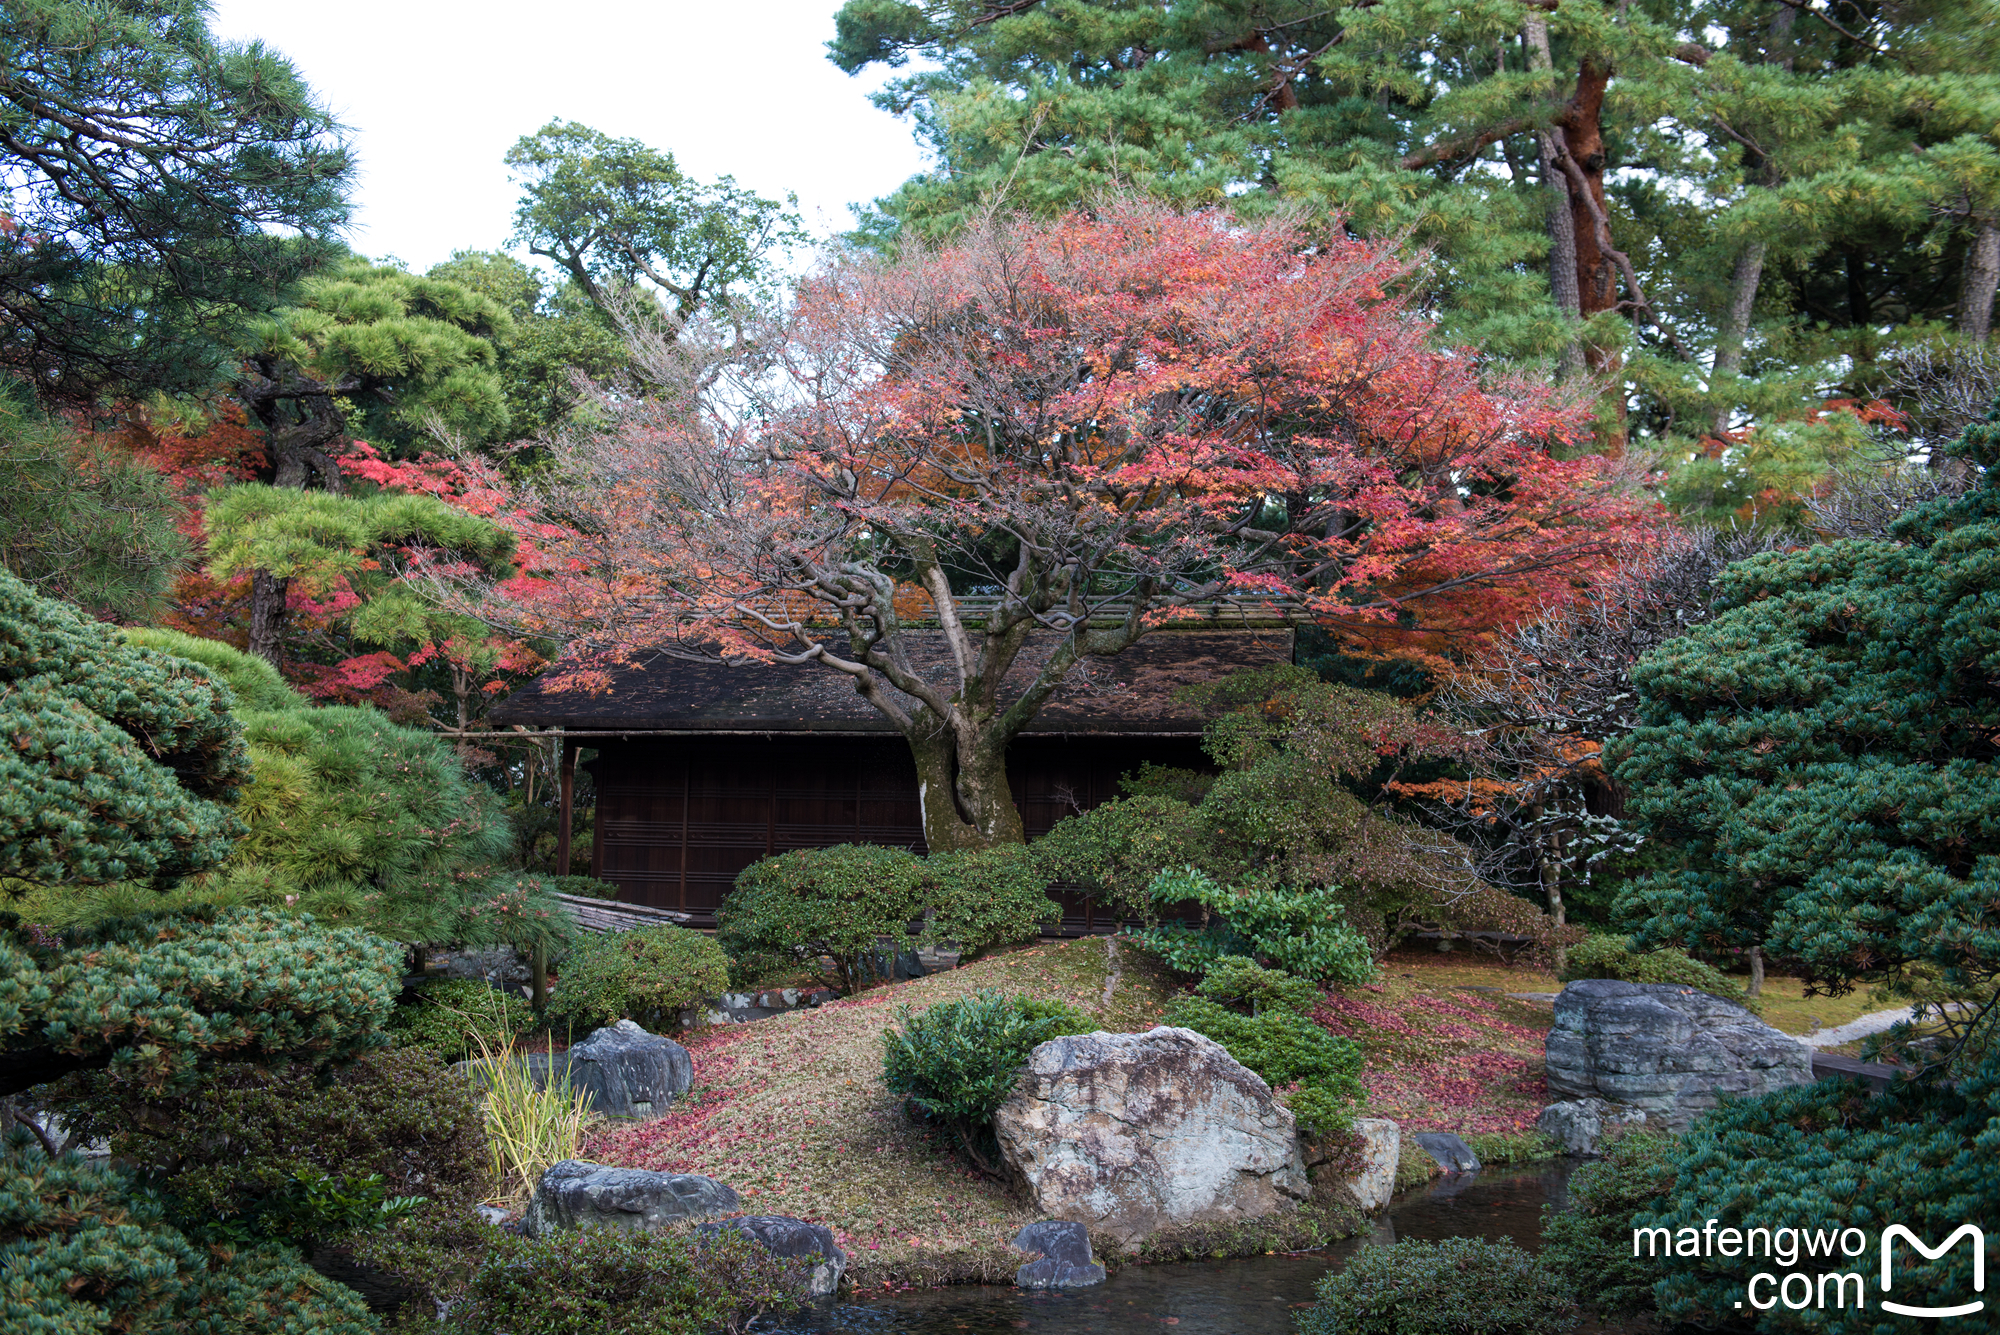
(205, 0, 934, 273)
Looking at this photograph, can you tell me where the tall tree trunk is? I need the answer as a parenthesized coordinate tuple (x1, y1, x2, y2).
(908, 727, 1027, 852)
(248, 569, 291, 666)
(1525, 17, 1584, 381)
(1963, 221, 1999, 341)
(1710, 242, 1768, 436)
(1555, 58, 1627, 453)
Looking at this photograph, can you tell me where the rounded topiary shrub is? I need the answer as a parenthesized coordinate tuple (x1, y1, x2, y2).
(1557, 935, 1753, 1010)
(391, 978, 534, 1060)
(1299, 1236, 1578, 1335)
(545, 925, 731, 1033)
(720, 844, 926, 993)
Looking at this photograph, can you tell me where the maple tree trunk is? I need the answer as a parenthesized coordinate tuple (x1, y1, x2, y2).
(908, 728, 1026, 852)
(248, 568, 290, 666)
(1557, 58, 1627, 453)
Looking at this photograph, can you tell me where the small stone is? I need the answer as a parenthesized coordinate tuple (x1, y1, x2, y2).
(1303, 1118, 1400, 1213)
(1536, 1097, 1648, 1156)
(1412, 1132, 1481, 1173)
(522, 1160, 738, 1236)
(1010, 1220, 1106, 1289)
(698, 1215, 846, 1298)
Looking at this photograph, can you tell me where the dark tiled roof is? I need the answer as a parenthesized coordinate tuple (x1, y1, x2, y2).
(489, 629, 1294, 735)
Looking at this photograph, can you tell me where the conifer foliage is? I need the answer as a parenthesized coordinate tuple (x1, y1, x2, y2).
(0, 568, 247, 890)
(1609, 403, 2000, 1061)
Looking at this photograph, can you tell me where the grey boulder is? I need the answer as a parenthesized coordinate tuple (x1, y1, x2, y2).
(994, 1027, 1307, 1245)
(1537, 1097, 1648, 1156)
(698, 1216, 845, 1299)
(1010, 1220, 1106, 1289)
(459, 1020, 693, 1120)
(1412, 1131, 1481, 1174)
(1303, 1117, 1400, 1214)
(522, 1160, 738, 1236)
(1546, 980, 1813, 1130)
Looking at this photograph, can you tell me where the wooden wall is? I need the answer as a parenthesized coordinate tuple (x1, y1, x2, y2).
(586, 735, 1208, 932)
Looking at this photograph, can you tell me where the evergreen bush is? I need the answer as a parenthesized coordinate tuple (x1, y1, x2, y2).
(104, 629, 572, 953)
(49, 1046, 487, 1245)
(881, 990, 1090, 1174)
(721, 844, 925, 993)
(1161, 957, 1364, 1134)
(1556, 934, 1755, 1010)
(1297, 1236, 1578, 1335)
(919, 844, 1060, 959)
(1640, 1062, 2000, 1333)
(1538, 1130, 1680, 1319)
(544, 925, 731, 1032)
(1, 1132, 377, 1334)
(390, 978, 534, 1060)
(1135, 867, 1377, 986)
(363, 1219, 804, 1335)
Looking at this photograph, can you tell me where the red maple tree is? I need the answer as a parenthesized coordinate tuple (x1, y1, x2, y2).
(466, 206, 1666, 850)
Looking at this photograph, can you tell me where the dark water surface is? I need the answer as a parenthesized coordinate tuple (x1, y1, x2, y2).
(757, 1161, 1581, 1335)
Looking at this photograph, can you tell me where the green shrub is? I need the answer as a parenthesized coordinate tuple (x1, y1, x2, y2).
(1557, 934, 1754, 1010)
(721, 844, 925, 993)
(1297, 1236, 1579, 1335)
(364, 1218, 803, 1335)
(1136, 867, 1377, 986)
(1, 1134, 378, 1334)
(920, 845, 1060, 959)
(390, 978, 534, 1060)
(1162, 962, 1363, 1135)
(545, 925, 731, 1032)
(1028, 794, 1212, 919)
(882, 990, 1091, 1174)
(1538, 1129, 1679, 1320)
(50, 1046, 487, 1246)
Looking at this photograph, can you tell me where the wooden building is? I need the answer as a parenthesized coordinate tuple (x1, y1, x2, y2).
(490, 629, 1293, 931)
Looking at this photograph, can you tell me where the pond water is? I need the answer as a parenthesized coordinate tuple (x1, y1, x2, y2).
(757, 1161, 1584, 1335)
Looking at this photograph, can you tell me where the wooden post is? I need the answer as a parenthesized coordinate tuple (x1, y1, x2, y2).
(535, 736, 574, 1013)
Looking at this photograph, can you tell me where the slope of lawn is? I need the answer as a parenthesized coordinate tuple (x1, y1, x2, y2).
(584, 936, 1189, 1287)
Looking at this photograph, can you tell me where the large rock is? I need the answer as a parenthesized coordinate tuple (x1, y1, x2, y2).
(1537, 1097, 1648, 1156)
(993, 1027, 1308, 1245)
(1302, 1117, 1400, 1214)
(697, 1216, 845, 1298)
(522, 1160, 738, 1236)
(457, 1021, 693, 1119)
(1546, 980, 1813, 1129)
(1009, 1220, 1106, 1289)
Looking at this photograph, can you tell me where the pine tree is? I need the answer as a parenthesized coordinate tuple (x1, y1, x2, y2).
(0, 0, 351, 402)
(230, 261, 514, 663)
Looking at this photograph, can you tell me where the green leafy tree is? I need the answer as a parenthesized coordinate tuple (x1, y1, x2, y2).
(201, 482, 519, 704)
(425, 250, 630, 441)
(0, 0, 352, 402)
(505, 121, 803, 328)
(1609, 403, 2000, 1072)
(231, 260, 513, 661)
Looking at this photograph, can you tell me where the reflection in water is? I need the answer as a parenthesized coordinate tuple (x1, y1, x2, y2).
(757, 1163, 1581, 1335)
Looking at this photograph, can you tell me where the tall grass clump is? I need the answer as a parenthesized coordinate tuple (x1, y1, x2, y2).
(466, 1033, 593, 1206)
